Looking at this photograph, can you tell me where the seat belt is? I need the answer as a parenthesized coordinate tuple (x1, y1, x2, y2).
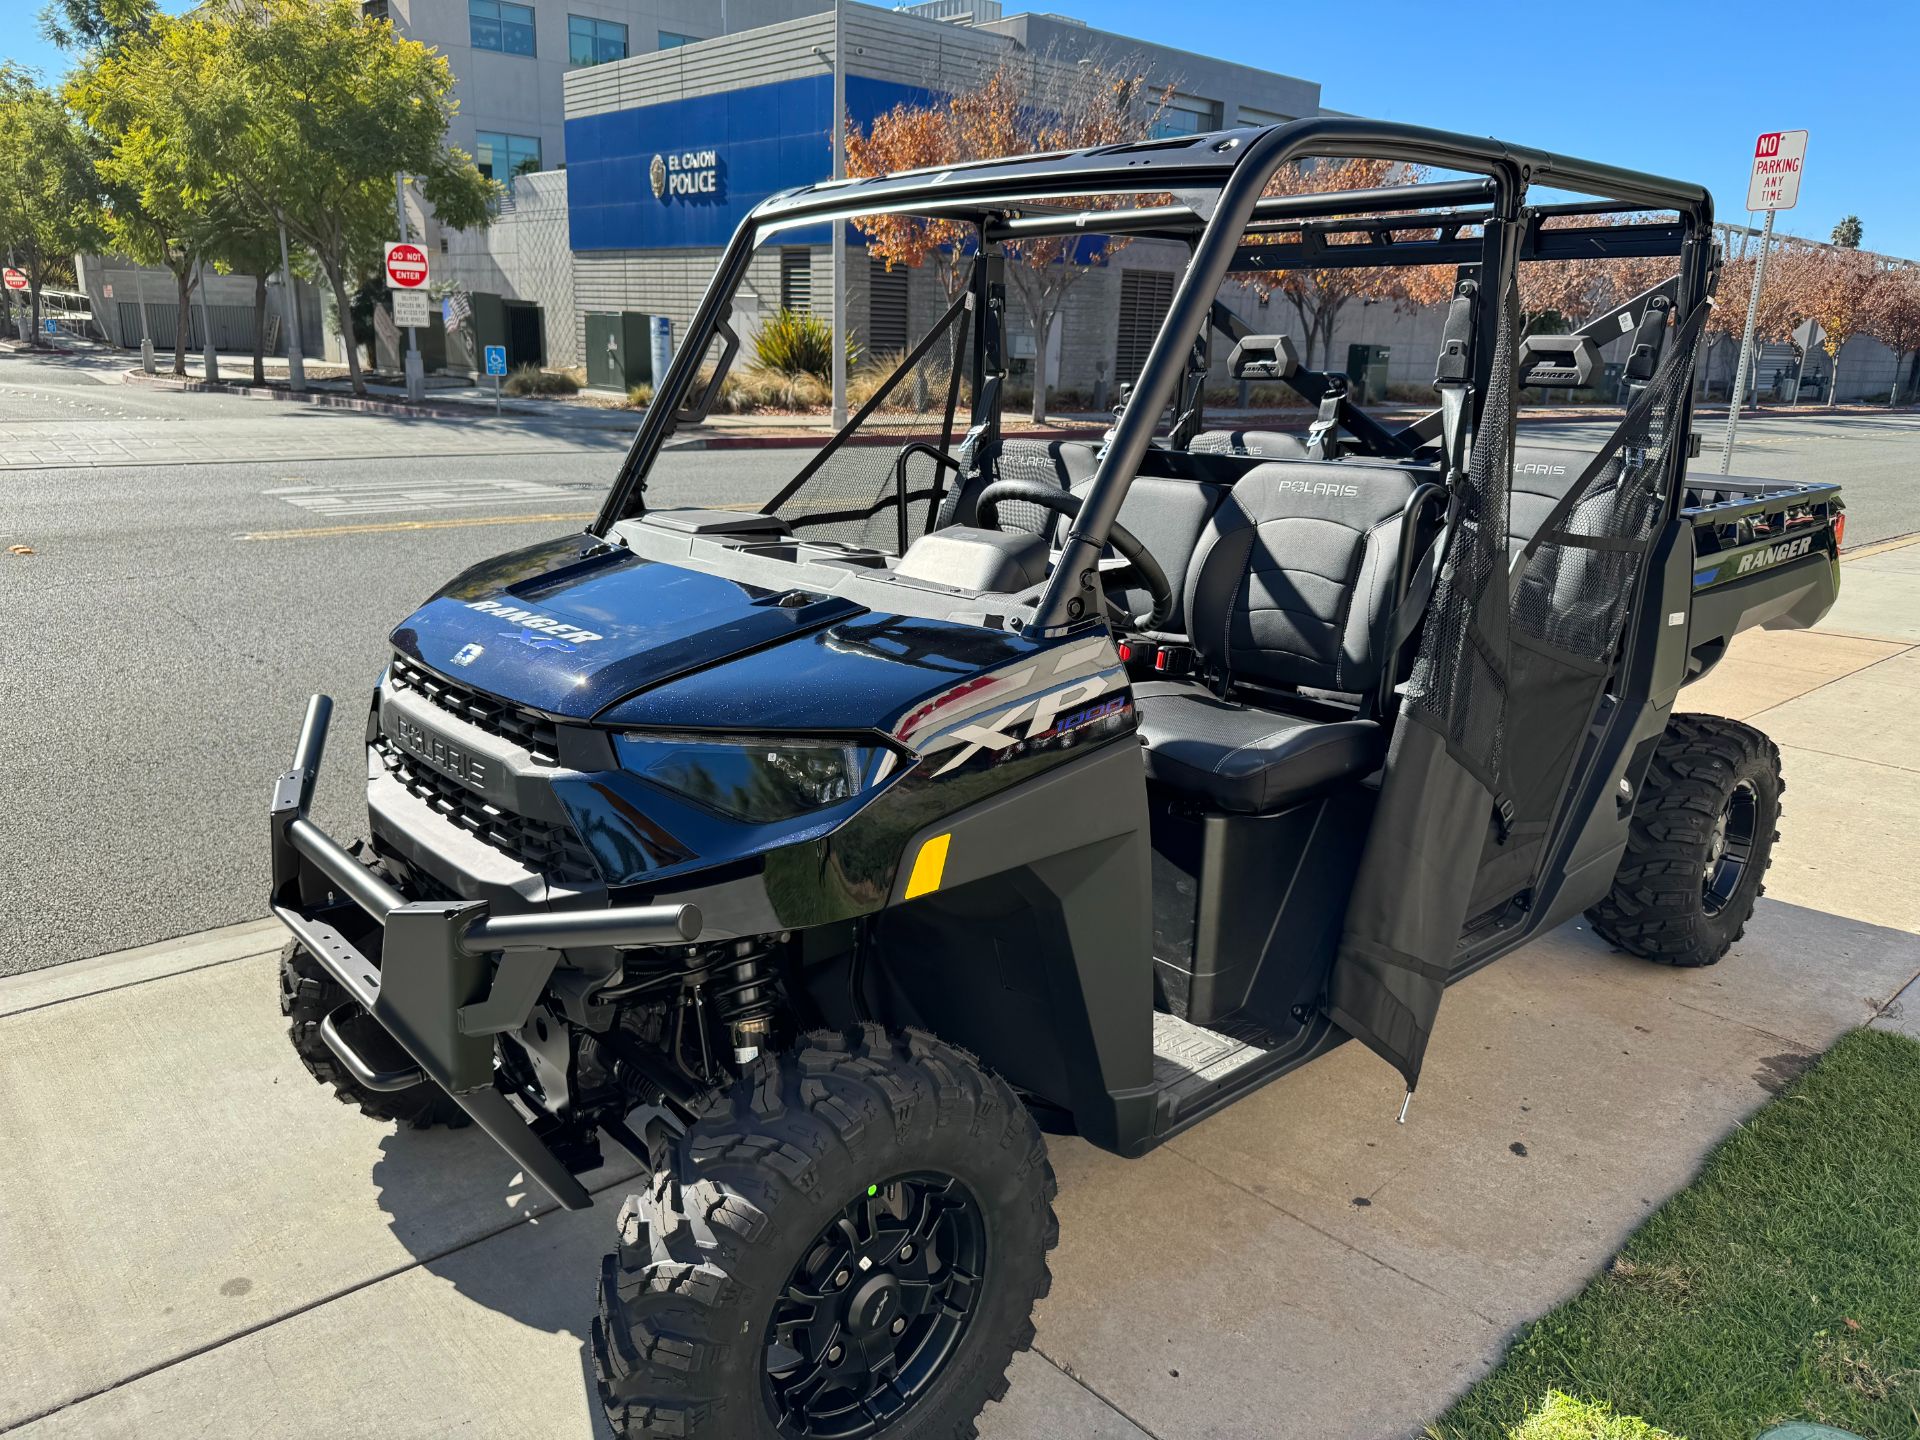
(1385, 280, 1477, 658)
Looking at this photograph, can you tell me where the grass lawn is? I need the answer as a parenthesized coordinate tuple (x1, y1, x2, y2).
(1430, 1027, 1920, 1440)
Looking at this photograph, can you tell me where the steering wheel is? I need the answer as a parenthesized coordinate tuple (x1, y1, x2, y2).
(974, 478, 1174, 632)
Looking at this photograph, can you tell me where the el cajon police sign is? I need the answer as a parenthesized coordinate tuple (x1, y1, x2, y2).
(649, 148, 721, 201)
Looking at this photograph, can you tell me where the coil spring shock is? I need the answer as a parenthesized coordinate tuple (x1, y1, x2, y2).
(708, 936, 785, 1065)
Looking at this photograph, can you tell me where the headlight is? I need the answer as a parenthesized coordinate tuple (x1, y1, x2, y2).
(615, 733, 898, 823)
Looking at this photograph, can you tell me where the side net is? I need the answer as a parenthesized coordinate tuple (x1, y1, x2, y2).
(760, 296, 972, 555)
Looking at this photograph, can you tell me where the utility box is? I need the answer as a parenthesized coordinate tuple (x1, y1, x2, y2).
(586, 311, 655, 391)
(1345, 343, 1392, 405)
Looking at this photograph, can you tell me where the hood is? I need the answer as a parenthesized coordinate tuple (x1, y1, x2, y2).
(390, 534, 865, 719)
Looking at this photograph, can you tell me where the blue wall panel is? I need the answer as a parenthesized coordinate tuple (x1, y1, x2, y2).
(568, 75, 936, 253)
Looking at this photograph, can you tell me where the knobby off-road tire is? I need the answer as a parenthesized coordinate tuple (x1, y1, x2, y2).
(1587, 713, 1783, 967)
(594, 1024, 1058, 1440)
(278, 940, 470, 1128)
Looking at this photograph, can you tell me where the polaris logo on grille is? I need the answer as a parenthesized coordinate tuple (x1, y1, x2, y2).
(1734, 535, 1814, 575)
(394, 714, 488, 787)
(466, 599, 604, 644)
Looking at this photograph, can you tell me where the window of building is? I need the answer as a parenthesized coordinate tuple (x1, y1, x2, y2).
(1236, 105, 1294, 129)
(868, 258, 910, 357)
(475, 131, 543, 181)
(1114, 268, 1176, 383)
(568, 15, 627, 65)
(658, 30, 705, 48)
(469, 0, 535, 55)
(780, 251, 814, 314)
(1150, 92, 1220, 139)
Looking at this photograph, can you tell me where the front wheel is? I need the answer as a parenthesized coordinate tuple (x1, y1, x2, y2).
(1587, 714, 1783, 967)
(593, 1024, 1057, 1439)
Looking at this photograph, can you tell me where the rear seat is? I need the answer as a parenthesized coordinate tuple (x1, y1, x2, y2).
(1189, 429, 1309, 460)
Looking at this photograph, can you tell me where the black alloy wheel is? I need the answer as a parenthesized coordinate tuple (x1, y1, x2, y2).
(764, 1174, 987, 1438)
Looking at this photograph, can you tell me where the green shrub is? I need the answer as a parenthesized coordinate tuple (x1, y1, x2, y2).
(751, 307, 857, 380)
(501, 364, 580, 397)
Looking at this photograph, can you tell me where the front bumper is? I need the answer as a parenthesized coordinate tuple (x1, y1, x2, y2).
(270, 695, 702, 1209)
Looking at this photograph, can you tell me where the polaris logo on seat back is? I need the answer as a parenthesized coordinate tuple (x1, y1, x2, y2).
(1735, 535, 1814, 576)
(1274, 479, 1360, 498)
(465, 598, 604, 644)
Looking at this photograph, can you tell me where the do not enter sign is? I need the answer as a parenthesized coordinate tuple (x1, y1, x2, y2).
(3, 268, 27, 291)
(384, 241, 430, 289)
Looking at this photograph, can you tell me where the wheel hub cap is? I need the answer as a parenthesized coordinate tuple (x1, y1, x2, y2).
(1702, 781, 1759, 916)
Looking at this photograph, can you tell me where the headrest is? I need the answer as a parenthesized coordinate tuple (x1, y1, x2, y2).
(1227, 333, 1301, 381)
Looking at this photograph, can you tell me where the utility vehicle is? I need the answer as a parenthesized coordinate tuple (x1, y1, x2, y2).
(270, 118, 1842, 1438)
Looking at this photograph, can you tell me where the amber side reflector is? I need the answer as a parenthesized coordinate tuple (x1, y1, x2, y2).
(904, 833, 951, 899)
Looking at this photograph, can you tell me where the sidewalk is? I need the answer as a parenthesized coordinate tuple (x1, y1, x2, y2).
(3, 544, 1917, 1439)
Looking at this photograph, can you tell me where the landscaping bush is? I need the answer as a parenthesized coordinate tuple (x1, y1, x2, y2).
(625, 382, 652, 408)
(751, 307, 857, 380)
(501, 364, 580, 397)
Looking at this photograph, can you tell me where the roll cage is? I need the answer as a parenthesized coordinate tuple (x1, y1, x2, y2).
(595, 116, 1715, 635)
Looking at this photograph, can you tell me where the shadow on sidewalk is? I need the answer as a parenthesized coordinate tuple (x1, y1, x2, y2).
(370, 1127, 636, 1437)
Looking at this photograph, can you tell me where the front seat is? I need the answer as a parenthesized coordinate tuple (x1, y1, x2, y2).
(1134, 460, 1430, 813)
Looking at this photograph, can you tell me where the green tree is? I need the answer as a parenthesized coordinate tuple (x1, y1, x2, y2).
(38, 0, 158, 55)
(201, 0, 495, 394)
(66, 14, 229, 375)
(0, 67, 102, 345)
(1830, 214, 1863, 249)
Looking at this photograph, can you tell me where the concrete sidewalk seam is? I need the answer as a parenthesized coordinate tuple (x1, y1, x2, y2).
(1031, 1345, 1168, 1440)
(1160, 1140, 1504, 1330)
(1729, 641, 1919, 729)
(0, 951, 276, 1022)
(1774, 739, 1920, 779)
(0, 1162, 643, 1436)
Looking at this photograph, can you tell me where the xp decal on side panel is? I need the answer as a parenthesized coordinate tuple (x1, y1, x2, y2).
(267, 118, 1840, 1437)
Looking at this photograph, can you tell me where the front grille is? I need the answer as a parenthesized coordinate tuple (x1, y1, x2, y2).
(389, 655, 560, 766)
(375, 739, 599, 884)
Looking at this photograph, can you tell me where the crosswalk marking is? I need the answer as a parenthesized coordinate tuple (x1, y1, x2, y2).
(263, 475, 576, 517)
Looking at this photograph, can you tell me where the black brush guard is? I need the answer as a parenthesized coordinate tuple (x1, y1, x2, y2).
(269, 695, 702, 1209)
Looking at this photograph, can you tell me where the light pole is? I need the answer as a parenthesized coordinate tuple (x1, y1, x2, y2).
(197, 256, 220, 383)
(277, 217, 306, 393)
(395, 173, 425, 404)
(829, 0, 847, 429)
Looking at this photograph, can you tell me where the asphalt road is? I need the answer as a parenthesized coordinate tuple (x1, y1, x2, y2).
(3, 349, 1916, 973)
(0, 353, 793, 973)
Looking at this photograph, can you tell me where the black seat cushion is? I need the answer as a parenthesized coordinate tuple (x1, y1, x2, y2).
(1134, 680, 1384, 813)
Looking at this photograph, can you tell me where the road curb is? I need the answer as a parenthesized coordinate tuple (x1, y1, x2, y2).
(122, 368, 642, 429)
(0, 917, 284, 1019)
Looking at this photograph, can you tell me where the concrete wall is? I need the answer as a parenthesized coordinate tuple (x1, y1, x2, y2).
(73, 255, 324, 357)
(440, 169, 580, 368)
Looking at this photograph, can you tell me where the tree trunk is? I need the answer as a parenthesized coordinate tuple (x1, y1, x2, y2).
(251, 273, 268, 386)
(1891, 351, 1904, 407)
(172, 266, 190, 377)
(1825, 348, 1839, 407)
(28, 281, 42, 346)
(1030, 306, 1052, 425)
(323, 260, 365, 395)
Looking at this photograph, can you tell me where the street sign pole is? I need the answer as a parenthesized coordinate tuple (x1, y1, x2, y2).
(135, 268, 154, 373)
(278, 218, 306, 393)
(1718, 207, 1773, 473)
(1718, 130, 1806, 474)
(395, 175, 425, 405)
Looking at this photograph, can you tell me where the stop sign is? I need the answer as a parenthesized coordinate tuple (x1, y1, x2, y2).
(384, 242, 429, 289)
(3, 268, 26, 291)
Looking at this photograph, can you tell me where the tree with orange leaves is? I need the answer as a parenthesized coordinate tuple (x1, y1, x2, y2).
(1235, 157, 1454, 370)
(1799, 246, 1883, 406)
(846, 54, 1164, 422)
(1863, 264, 1920, 404)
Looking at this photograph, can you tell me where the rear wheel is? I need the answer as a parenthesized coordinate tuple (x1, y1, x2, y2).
(278, 940, 469, 1128)
(593, 1024, 1057, 1439)
(1587, 714, 1783, 967)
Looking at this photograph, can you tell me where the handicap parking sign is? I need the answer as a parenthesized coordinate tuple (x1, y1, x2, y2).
(484, 345, 507, 376)
(42, 318, 57, 335)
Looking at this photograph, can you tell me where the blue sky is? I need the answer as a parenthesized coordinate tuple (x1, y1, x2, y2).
(9, 0, 1913, 255)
